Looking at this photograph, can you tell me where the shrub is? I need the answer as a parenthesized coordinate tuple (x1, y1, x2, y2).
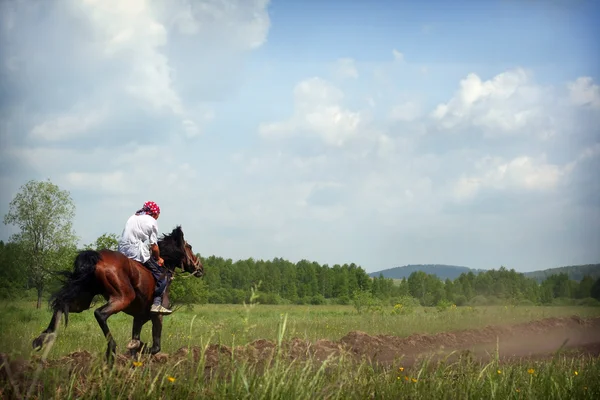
(310, 294, 326, 305)
(576, 297, 600, 307)
(390, 296, 419, 315)
(551, 297, 577, 306)
(436, 299, 455, 312)
(453, 295, 467, 306)
(257, 292, 284, 305)
(468, 295, 488, 306)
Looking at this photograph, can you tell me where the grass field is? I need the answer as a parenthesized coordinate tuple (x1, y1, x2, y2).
(1, 301, 599, 399)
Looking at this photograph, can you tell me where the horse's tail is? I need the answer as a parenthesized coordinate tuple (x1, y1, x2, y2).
(49, 250, 101, 327)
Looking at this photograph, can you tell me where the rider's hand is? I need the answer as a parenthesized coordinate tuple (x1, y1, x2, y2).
(158, 257, 164, 266)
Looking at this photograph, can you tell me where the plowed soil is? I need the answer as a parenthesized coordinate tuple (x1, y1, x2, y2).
(2, 315, 600, 383)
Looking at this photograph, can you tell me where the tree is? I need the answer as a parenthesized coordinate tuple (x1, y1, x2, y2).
(591, 278, 600, 301)
(85, 232, 119, 251)
(3, 179, 78, 308)
(0, 240, 28, 298)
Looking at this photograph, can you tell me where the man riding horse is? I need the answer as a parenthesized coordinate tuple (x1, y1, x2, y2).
(118, 201, 172, 315)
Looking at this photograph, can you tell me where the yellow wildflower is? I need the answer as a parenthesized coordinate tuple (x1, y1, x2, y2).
(497, 370, 501, 374)
(527, 368, 534, 375)
(411, 378, 417, 383)
(167, 376, 176, 383)
(574, 371, 578, 376)
(398, 367, 404, 372)
(132, 361, 143, 367)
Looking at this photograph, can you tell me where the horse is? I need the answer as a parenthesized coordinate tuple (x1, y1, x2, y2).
(32, 225, 204, 366)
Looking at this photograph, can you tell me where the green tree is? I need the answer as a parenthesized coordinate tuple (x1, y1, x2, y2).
(3, 179, 78, 308)
(590, 278, 600, 301)
(0, 240, 28, 298)
(85, 232, 119, 251)
(576, 275, 595, 299)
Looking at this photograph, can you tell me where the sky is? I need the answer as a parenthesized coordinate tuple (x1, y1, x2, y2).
(0, 0, 599, 274)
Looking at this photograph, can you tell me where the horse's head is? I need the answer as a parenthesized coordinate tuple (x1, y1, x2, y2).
(158, 226, 204, 278)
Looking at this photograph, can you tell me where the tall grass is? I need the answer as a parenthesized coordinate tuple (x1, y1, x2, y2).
(2, 301, 599, 357)
(3, 336, 598, 399)
(1, 302, 599, 399)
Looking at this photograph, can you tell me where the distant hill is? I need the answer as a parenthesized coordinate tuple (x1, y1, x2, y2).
(369, 263, 600, 283)
(524, 264, 600, 283)
(368, 264, 485, 280)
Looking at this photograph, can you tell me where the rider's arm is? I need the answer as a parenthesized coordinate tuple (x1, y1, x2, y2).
(148, 219, 164, 266)
(151, 243, 163, 266)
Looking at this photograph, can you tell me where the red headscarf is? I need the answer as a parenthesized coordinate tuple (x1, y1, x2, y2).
(136, 201, 160, 217)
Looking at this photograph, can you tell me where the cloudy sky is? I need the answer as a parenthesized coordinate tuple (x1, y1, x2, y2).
(1, 0, 599, 273)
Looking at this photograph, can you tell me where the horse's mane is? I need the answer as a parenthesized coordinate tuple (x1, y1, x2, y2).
(157, 225, 186, 269)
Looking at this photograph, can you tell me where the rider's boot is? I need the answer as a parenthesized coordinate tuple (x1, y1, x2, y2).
(150, 295, 172, 315)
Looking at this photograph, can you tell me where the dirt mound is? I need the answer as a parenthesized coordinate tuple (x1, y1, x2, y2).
(162, 315, 600, 369)
(2, 315, 599, 380)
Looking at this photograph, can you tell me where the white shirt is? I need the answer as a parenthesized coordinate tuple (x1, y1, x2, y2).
(118, 214, 159, 263)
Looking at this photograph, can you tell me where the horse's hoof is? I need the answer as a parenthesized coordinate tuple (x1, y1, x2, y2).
(32, 335, 45, 351)
(126, 340, 141, 350)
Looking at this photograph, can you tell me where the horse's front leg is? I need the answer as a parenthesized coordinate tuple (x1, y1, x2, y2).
(127, 316, 149, 357)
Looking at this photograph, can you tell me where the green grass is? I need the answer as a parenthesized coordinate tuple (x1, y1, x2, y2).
(1, 302, 599, 399)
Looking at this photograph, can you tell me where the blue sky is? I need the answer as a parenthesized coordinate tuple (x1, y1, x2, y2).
(0, 0, 598, 273)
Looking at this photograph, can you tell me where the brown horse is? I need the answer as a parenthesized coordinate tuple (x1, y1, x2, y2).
(32, 226, 203, 365)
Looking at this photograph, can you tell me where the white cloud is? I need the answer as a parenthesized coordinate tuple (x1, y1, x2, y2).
(430, 68, 547, 134)
(333, 58, 359, 79)
(452, 154, 567, 202)
(66, 170, 133, 195)
(1, 0, 598, 274)
(567, 76, 600, 109)
(2, 0, 271, 146)
(154, 0, 271, 50)
(390, 101, 421, 121)
(259, 77, 364, 146)
(392, 49, 404, 62)
(30, 107, 107, 141)
(78, 0, 180, 113)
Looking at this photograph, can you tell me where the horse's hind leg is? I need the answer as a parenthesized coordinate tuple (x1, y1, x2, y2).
(32, 293, 95, 350)
(32, 310, 63, 350)
(94, 297, 133, 366)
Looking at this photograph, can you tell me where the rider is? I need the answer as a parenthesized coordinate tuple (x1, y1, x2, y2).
(118, 201, 172, 315)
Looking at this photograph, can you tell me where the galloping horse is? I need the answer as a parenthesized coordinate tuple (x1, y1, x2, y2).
(32, 226, 204, 365)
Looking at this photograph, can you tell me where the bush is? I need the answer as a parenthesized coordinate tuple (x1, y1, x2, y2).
(352, 290, 383, 314)
(335, 295, 350, 305)
(468, 295, 488, 306)
(208, 288, 231, 304)
(170, 278, 208, 304)
(551, 297, 577, 306)
(436, 299, 455, 312)
(390, 296, 419, 315)
(453, 295, 467, 306)
(230, 289, 248, 304)
(310, 294, 326, 305)
(576, 297, 600, 307)
(516, 299, 536, 306)
(257, 291, 284, 305)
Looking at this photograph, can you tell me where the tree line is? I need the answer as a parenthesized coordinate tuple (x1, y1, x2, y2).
(2, 179, 600, 308)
